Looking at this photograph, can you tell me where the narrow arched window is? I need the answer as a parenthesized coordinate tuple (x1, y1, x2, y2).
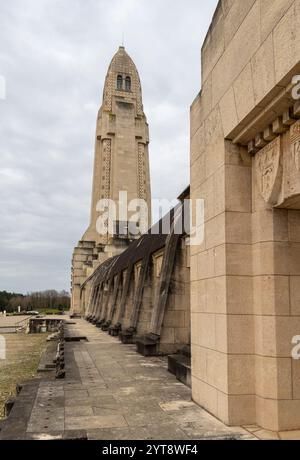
(125, 76, 131, 91)
(117, 75, 123, 90)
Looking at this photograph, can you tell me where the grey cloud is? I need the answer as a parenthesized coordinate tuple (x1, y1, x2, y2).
(0, 0, 218, 293)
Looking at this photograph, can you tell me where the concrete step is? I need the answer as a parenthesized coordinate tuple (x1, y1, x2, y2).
(168, 353, 191, 388)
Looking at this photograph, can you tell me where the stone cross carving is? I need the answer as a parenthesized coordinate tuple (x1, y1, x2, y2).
(86, 283, 98, 318)
(116, 264, 134, 325)
(100, 277, 113, 324)
(129, 255, 150, 330)
(96, 276, 113, 325)
(107, 273, 121, 322)
(92, 282, 103, 321)
(149, 208, 182, 337)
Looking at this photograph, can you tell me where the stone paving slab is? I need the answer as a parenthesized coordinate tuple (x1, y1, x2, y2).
(0, 319, 256, 440)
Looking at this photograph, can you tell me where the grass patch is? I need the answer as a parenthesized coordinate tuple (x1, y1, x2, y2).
(0, 333, 47, 419)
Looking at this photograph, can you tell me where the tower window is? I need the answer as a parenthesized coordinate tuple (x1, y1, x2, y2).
(117, 75, 123, 90)
(125, 76, 131, 91)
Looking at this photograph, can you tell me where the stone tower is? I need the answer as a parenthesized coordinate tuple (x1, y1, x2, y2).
(84, 45, 151, 243)
(71, 46, 152, 315)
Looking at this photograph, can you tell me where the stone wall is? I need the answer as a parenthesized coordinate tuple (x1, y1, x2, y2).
(191, 0, 300, 432)
(160, 240, 191, 354)
(83, 209, 191, 356)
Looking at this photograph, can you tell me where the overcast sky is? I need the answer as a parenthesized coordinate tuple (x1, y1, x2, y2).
(0, 0, 218, 294)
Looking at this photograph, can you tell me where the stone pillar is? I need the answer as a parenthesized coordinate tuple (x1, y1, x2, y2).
(251, 131, 300, 432)
(190, 105, 255, 425)
(71, 241, 95, 315)
(191, 112, 300, 431)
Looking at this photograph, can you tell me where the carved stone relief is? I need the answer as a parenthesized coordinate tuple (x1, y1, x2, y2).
(137, 143, 147, 201)
(102, 139, 111, 200)
(255, 136, 282, 206)
(285, 120, 300, 202)
(254, 121, 300, 209)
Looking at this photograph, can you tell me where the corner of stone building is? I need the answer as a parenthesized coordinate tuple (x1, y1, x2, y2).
(191, 0, 300, 433)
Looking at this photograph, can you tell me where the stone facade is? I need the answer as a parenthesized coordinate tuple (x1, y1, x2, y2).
(70, 46, 191, 357)
(71, 46, 151, 315)
(69, 0, 300, 436)
(83, 193, 191, 357)
(191, 0, 300, 432)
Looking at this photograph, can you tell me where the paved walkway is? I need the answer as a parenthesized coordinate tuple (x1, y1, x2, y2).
(0, 319, 255, 440)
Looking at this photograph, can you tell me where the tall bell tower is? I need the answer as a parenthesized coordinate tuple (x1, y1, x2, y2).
(83, 45, 151, 243)
(71, 46, 152, 314)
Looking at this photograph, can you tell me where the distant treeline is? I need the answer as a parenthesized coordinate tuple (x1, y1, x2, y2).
(0, 290, 70, 312)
